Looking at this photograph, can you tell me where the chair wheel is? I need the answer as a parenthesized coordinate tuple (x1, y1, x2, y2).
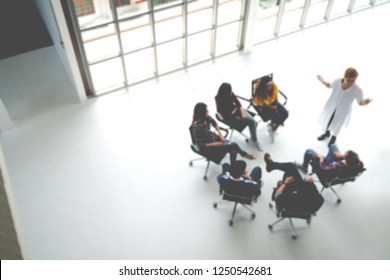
(203, 175, 207, 180)
(213, 203, 217, 208)
(189, 161, 193, 166)
(306, 219, 311, 224)
(228, 220, 233, 226)
(292, 235, 297, 240)
(337, 198, 342, 203)
(251, 213, 256, 219)
(268, 224, 273, 230)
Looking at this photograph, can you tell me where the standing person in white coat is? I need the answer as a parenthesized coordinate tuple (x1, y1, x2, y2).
(316, 67, 373, 147)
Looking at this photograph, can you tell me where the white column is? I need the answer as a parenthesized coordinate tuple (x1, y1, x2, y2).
(242, 0, 259, 53)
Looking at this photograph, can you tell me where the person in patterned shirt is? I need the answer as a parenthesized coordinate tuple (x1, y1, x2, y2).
(296, 144, 364, 180)
(191, 102, 256, 164)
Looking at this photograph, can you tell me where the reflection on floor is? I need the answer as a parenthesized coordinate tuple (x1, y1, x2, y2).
(1, 4, 390, 259)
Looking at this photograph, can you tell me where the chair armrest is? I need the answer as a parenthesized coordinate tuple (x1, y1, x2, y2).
(219, 126, 229, 138)
(278, 89, 288, 106)
(191, 144, 200, 153)
(236, 95, 251, 103)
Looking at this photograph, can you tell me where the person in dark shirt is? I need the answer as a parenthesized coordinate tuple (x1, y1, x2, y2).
(264, 153, 322, 213)
(215, 83, 262, 151)
(191, 102, 255, 164)
(217, 160, 262, 198)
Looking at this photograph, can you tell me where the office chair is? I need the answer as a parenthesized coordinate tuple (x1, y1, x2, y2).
(310, 159, 366, 203)
(188, 125, 229, 180)
(235, 74, 288, 143)
(213, 179, 261, 225)
(268, 181, 324, 239)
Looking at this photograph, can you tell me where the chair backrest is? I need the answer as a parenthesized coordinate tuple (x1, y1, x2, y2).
(251, 73, 287, 106)
(189, 125, 196, 145)
(276, 182, 324, 214)
(220, 179, 259, 205)
(252, 73, 273, 97)
(311, 158, 366, 187)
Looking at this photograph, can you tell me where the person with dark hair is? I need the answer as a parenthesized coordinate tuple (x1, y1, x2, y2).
(263, 154, 321, 211)
(217, 160, 262, 197)
(252, 76, 288, 141)
(215, 82, 262, 151)
(317, 67, 373, 147)
(296, 144, 364, 180)
(191, 102, 256, 164)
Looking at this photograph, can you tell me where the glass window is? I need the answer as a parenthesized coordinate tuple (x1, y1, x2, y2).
(90, 58, 125, 94)
(124, 48, 155, 83)
(74, 0, 95, 17)
(156, 40, 184, 73)
(253, 2, 279, 43)
(187, 0, 213, 34)
(120, 15, 152, 52)
(81, 24, 120, 62)
(116, 0, 150, 19)
(154, 6, 183, 43)
(75, 0, 113, 29)
(187, 31, 212, 65)
(152, 0, 182, 9)
(329, 0, 349, 18)
(215, 22, 240, 55)
(305, 0, 328, 27)
(279, 0, 306, 35)
(217, 0, 243, 25)
(353, 0, 370, 10)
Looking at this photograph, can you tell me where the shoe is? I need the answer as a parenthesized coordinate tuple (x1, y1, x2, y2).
(267, 125, 275, 143)
(328, 135, 336, 147)
(264, 153, 273, 172)
(296, 163, 308, 174)
(317, 130, 330, 141)
(244, 153, 256, 160)
(253, 140, 263, 152)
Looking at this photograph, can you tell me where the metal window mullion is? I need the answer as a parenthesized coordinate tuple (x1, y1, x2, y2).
(237, 0, 248, 50)
(110, 0, 128, 88)
(324, 0, 335, 21)
(300, 0, 311, 29)
(183, 1, 188, 67)
(348, 0, 356, 13)
(274, 0, 286, 37)
(67, 0, 96, 95)
(211, 0, 219, 58)
(150, 1, 159, 77)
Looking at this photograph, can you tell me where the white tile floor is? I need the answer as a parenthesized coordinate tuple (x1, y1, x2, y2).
(1, 3, 390, 259)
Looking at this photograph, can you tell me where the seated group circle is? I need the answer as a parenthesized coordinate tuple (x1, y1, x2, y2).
(191, 69, 370, 201)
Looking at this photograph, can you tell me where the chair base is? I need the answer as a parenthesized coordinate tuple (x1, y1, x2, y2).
(189, 157, 212, 180)
(321, 186, 342, 203)
(268, 202, 311, 240)
(213, 201, 255, 226)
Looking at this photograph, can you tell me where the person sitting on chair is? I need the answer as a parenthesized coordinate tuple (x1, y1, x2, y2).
(217, 160, 262, 198)
(252, 76, 288, 141)
(263, 153, 321, 212)
(215, 82, 262, 151)
(296, 144, 364, 180)
(192, 102, 256, 165)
